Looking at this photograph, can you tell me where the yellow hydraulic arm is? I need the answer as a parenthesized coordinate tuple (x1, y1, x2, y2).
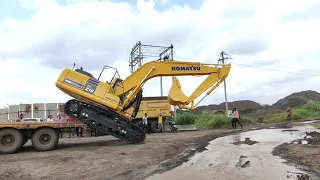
(115, 60, 231, 110)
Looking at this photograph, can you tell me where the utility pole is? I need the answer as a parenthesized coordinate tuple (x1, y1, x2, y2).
(218, 51, 229, 115)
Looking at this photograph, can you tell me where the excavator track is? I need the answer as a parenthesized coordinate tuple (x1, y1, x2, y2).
(64, 99, 146, 144)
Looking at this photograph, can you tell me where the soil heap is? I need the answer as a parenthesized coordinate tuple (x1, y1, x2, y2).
(271, 90, 320, 109)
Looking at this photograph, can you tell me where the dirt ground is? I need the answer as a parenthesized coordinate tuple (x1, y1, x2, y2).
(0, 129, 239, 180)
(273, 125, 320, 179)
(0, 122, 319, 180)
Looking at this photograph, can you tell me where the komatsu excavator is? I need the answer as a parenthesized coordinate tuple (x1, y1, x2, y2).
(55, 60, 231, 144)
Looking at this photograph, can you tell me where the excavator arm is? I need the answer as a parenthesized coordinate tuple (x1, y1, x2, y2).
(115, 60, 231, 110)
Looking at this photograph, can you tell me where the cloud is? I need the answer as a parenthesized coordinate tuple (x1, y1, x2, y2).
(0, 0, 320, 109)
(222, 32, 270, 55)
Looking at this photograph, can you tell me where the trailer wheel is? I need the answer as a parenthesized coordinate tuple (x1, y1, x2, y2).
(150, 121, 160, 133)
(0, 128, 23, 154)
(32, 128, 59, 151)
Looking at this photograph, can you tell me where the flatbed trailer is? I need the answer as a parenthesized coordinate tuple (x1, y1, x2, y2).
(0, 122, 85, 154)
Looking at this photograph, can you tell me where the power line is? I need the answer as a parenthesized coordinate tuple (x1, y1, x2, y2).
(228, 55, 320, 76)
(230, 55, 320, 73)
(231, 62, 318, 76)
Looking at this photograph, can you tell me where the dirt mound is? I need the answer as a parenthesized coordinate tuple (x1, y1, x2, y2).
(272, 90, 320, 109)
(194, 100, 262, 114)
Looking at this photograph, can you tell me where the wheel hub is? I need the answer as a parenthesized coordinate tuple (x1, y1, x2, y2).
(69, 103, 79, 113)
(1, 134, 15, 146)
(39, 134, 51, 144)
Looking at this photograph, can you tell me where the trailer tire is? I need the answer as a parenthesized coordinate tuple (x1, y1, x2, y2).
(150, 120, 159, 133)
(32, 128, 59, 151)
(0, 128, 23, 154)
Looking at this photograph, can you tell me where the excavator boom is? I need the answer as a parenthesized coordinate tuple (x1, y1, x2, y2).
(113, 60, 231, 110)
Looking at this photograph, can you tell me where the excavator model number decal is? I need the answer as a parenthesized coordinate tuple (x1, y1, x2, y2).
(171, 66, 200, 71)
(84, 78, 99, 94)
(64, 78, 84, 89)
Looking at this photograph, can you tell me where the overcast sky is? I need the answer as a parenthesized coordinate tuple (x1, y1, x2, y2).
(0, 0, 320, 109)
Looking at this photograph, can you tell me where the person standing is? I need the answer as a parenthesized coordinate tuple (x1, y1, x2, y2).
(47, 115, 54, 122)
(67, 116, 75, 138)
(233, 108, 243, 129)
(142, 113, 150, 134)
(287, 106, 292, 121)
(55, 115, 64, 138)
(16, 114, 24, 122)
(55, 114, 63, 122)
(229, 110, 235, 128)
(158, 113, 164, 133)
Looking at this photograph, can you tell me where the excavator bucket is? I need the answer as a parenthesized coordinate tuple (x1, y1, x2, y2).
(168, 77, 189, 107)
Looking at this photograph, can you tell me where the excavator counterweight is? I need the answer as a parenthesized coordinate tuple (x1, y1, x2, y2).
(55, 60, 231, 144)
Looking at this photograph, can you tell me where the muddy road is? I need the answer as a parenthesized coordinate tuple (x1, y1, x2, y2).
(147, 123, 320, 180)
(0, 129, 236, 180)
(0, 122, 319, 180)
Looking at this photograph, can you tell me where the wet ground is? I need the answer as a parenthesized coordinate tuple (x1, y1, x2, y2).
(273, 122, 320, 180)
(0, 121, 319, 180)
(146, 123, 320, 180)
(0, 129, 236, 180)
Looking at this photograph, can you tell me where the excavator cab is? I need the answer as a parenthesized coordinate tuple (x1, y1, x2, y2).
(75, 67, 95, 78)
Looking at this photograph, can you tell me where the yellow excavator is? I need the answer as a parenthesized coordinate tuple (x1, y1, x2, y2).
(55, 60, 231, 144)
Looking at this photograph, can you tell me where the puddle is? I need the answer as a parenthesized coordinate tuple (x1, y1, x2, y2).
(147, 125, 320, 180)
(283, 129, 299, 132)
(231, 137, 259, 145)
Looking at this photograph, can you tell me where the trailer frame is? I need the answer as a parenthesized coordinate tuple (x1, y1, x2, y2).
(0, 122, 85, 154)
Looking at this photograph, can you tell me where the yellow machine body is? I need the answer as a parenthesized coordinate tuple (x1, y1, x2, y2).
(56, 68, 120, 110)
(56, 60, 231, 121)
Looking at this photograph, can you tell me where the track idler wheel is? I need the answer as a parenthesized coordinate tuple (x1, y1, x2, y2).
(64, 99, 83, 117)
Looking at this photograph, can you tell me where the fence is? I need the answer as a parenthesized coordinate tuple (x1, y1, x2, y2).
(0, 103, 68, 122)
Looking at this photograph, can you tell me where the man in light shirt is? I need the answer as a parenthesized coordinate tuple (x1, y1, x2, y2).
(47, 115, 54, 122)
(142, 113, 150, 134)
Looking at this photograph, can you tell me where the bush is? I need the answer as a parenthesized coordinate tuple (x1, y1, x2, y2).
(291, 108, 311, 120)
(175, 113, 197, 125)
(304, 100, 320, 111)
(195, 113, 230, 129)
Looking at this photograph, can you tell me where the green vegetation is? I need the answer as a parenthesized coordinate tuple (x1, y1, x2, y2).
(173, 110, 251, 129)
(175, 113, 197, 125)
(172, 100, 320, 129)
(260, 100, 320, 123)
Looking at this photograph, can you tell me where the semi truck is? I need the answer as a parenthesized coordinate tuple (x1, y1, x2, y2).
(132, 96, 172, 133)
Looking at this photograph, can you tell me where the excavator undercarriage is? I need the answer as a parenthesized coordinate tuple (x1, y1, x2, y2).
(64, 99, 145, 144)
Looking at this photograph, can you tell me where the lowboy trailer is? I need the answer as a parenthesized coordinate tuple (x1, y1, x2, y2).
(0, 121, 84, 154)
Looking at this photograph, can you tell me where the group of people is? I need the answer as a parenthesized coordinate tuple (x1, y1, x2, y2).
(229, 108, 243, 129)
(142, 112, 164, 134)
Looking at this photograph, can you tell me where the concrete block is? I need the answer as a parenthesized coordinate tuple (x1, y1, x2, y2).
(0, 108, 8, 122)
(20, 104, 32, 118)
(46, 103, 58, 118)
(33, 103, 45, 119)
(9, 105, 19, 121)
(58, 103, 67, 119)
(175, 124, 198, 131)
